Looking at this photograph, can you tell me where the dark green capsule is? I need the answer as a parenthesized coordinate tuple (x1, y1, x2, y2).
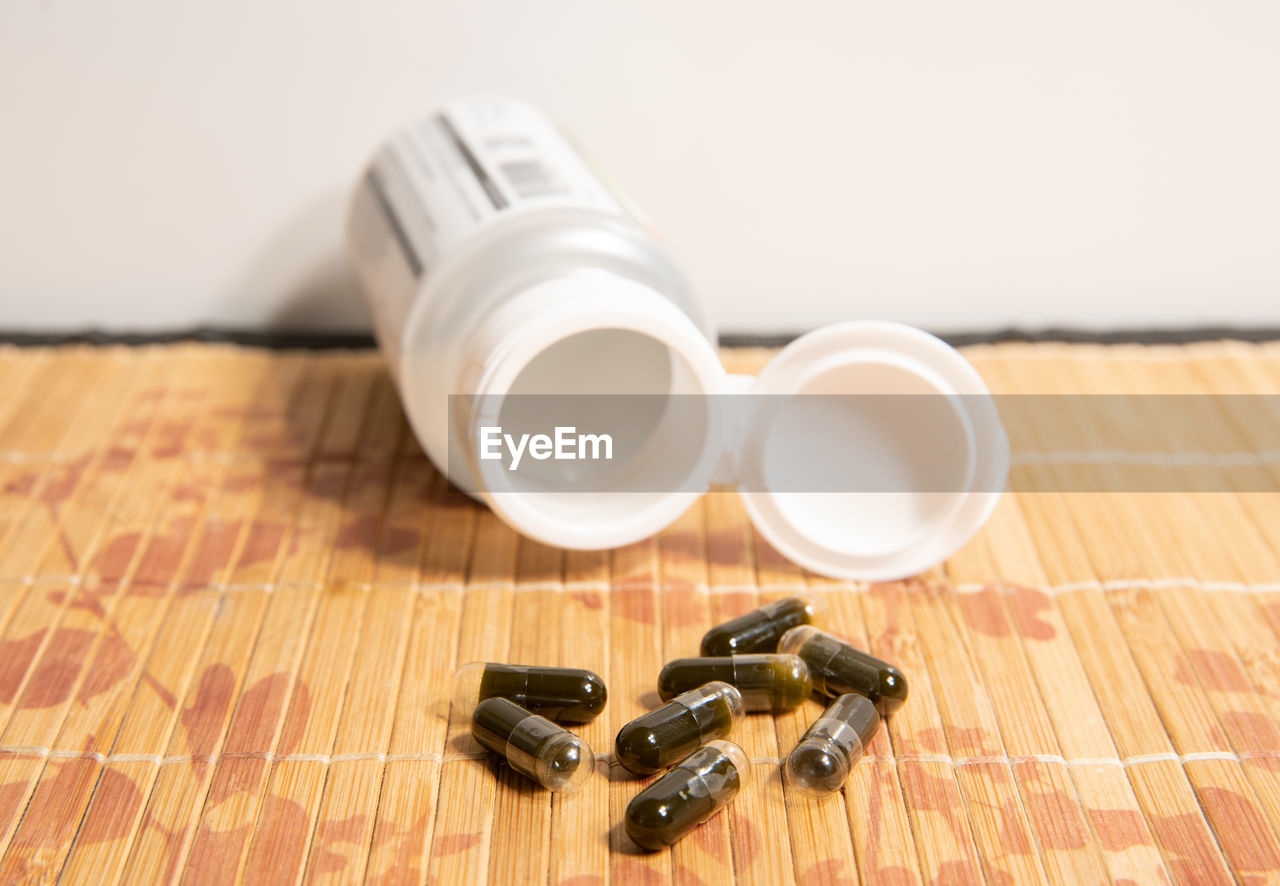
(453, 662, 607, 724)
(784, 694, 880, 796)
(614, 681, 743, 776)
(778, 625, 908, 713)
(700, 595, 822, 656)
(658, 654, 811, 713)
(472, 697, 594, 793)
(625, 739, 750, 850)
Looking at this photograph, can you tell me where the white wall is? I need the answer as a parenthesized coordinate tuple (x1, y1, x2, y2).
(2, 0, 1278, 334)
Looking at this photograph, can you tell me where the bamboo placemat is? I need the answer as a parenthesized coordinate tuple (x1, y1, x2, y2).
(1, 341, 1279, 885)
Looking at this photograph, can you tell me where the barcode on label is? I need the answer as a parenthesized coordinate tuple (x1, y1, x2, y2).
(499, 159, 567, 200)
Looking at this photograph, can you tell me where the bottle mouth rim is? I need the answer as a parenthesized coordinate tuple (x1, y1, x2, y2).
(462, 274, 727, 550)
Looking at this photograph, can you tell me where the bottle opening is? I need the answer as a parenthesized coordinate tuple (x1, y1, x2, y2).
(502, 327, 690, 485)
(494, 327, 710, 514)
(460, 278, 726, 549)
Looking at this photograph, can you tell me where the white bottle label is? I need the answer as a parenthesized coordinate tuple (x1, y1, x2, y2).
(360, 96, 623, 283)
(348, 97, 627, 370)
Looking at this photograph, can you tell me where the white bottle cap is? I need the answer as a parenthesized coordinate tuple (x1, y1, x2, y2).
(735, 321, 1008, 580)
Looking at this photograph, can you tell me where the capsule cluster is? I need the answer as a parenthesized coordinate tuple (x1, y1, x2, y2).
(648, 597, 907, 803)
(449, 594, 908, 851)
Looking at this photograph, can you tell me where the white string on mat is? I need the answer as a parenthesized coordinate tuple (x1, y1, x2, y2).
(1010, 448, 1280, 468)
(952, 577, 1280, 595)
(5, 746, 1275, 769)
(6, 575, 1280, 595)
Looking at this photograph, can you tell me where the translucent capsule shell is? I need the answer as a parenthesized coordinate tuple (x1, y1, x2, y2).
(614, 681, 744, 776)
(700, 595, 822, 656)
(625, 739, 751, 850)
(453, 661, 607, 724)
(657, 654, 811, 713)
(778, 625, 908, 713)
(472, 697, 595, 793)
(784, 693, 880, 796)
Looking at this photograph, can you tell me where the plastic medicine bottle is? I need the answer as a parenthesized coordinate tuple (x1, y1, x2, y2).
(347, 95, 1009, 580)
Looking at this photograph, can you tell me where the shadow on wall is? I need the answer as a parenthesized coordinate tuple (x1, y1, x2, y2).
(221, 186, 371, 333)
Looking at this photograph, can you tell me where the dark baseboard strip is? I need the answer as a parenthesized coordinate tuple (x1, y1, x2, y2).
(722, 326, 1280, 348)
(0, 326, 1278, 350)
(0, 328, 379, 349)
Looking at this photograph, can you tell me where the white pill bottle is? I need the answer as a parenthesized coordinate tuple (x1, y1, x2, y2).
(347, 95, 1008, 580)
